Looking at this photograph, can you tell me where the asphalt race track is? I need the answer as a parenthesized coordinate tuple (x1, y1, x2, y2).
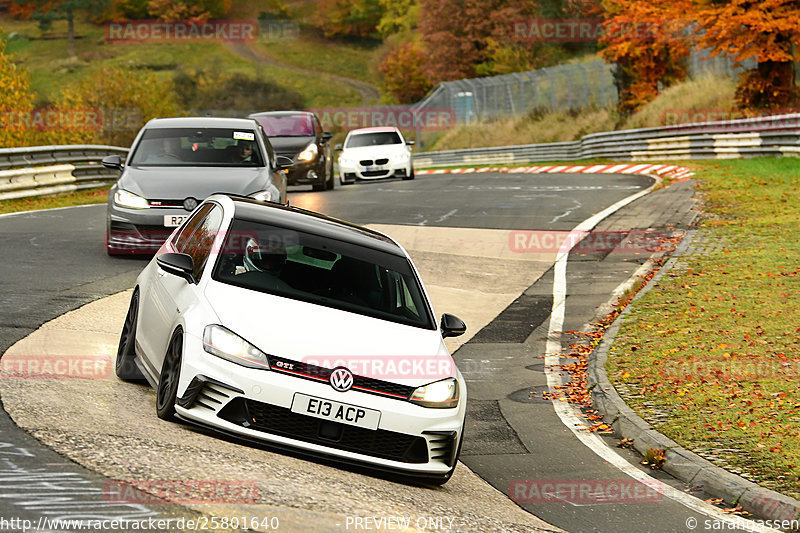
(0, 172, 763, 532)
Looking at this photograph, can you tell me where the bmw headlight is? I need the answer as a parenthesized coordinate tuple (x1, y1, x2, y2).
(409, 378, 459, 408)
(298, 142, 318, 162)
(339, 156, 353, 167)
(203, 325, 270, 369)
(114, 189, 149, 209)
(398, 152, 410, 161)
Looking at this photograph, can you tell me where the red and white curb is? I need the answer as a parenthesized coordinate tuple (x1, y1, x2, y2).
(416, 163, 695, 180)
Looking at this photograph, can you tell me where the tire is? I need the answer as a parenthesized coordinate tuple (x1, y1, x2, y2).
(402, 166, 415, 180)
(311, 180, 325, 192)
(116, 290, 145, 381)
(325, 167, 335, 190)
(156, 329, 183, 421)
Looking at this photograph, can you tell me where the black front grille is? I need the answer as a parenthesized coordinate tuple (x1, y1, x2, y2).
(362, 170, 390, 177)
(375, 158, 389, 165)
(268, 355, 416, 401)
(359, 159, 373, 166)
(218, 398, 429, 464)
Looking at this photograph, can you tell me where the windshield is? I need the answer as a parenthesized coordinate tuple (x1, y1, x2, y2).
(345, 131, 402, 148)
(212, 218, 434, 330)
(129, 127, 264, 167)
(254, 114, 315, 137)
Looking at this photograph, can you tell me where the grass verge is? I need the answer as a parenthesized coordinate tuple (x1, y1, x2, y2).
(607, 158, 800, 499)
(0, 187, 109, 215)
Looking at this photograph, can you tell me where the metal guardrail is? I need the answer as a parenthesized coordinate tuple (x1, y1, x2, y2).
(0, 145, 128, 200)
(2, 112, 800, 200)
(413, 112, 800, 167)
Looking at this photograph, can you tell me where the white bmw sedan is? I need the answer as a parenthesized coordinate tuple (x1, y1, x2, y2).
(336, 127, 415, 185)
(116, 194, 467, 484)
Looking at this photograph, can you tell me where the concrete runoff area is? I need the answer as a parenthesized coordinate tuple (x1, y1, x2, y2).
(0, 224, 559, 533)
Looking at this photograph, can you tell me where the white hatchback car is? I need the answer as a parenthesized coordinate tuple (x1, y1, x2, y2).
(116, 194, 467, 484)
(336, 127, 415, 184)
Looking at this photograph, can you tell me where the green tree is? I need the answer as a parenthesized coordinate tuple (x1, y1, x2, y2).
(32, 0, 111, 56)
(312, 0, 386, 40)
(377, 0, 419, 38)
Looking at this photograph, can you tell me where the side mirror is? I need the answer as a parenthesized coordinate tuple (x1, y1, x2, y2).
(440, 313, 466, 338)
(275, 155, 294, 171)
(406, 140, 415, 146)
(334, 143, 343, 151)
(322, 131, 333, 141)
(102, 154, 123, 171)
(156, 253, 196, 284)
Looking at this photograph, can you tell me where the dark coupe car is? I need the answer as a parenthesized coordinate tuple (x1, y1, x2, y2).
(249, 111, 334, 192)
(103, 117, 289, 255)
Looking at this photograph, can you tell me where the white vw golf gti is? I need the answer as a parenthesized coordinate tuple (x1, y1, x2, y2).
(117, 194, 467, 483)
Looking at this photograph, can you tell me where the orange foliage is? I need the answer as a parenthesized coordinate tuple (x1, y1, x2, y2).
(378, 42, 432, 104)
(0, 39, 35, 148)
(7, 2, 37, 19)
(599, 0, 692, 114)
(693, 0, 800, 110)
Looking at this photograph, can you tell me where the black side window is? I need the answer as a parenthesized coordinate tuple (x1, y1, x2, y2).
(173, 204, 214, 251)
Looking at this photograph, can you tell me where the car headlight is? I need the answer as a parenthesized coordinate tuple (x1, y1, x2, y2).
(203, 325, 270, 369)
(398, 152, 410, 161)
(339, 155, 353, 166)
(114, 189, 149, 209)
(409, 378, 459, 408)
(249, 190, 272, 202)
(298, 142, 318, 162)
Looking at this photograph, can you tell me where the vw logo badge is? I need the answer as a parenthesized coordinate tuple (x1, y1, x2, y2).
(329, 367, 354, 392)
(183, 197, 198, 211)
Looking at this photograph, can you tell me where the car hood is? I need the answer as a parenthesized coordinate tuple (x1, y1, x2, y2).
(120, 166, 271, 200)
(341, 145, 409, 158)
(269, 136, 315, 155)
(205, 281, 452, 387)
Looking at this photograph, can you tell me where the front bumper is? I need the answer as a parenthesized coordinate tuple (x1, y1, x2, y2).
(174, 333, 465, 476)
(338, 158, 411, 181)
(107, 205, 189, 254)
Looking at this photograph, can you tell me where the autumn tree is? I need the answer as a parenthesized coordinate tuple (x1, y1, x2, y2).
(693, 0, 800, 110)
(599, 0, 692, 114)
(311, 0, 385, 40)
(379, 42, 432, 103)
(0, 37, 35, 148)
(53, 65, 179, 146)
(377, 0, 418, 38)
(418, 0, 538, 82)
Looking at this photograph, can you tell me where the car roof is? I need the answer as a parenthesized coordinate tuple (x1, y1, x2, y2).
(143, 117, 260, 129)
(221, 196, 405, 257)
(249, 111, 313, 118)
(347, 127, 401, 134)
